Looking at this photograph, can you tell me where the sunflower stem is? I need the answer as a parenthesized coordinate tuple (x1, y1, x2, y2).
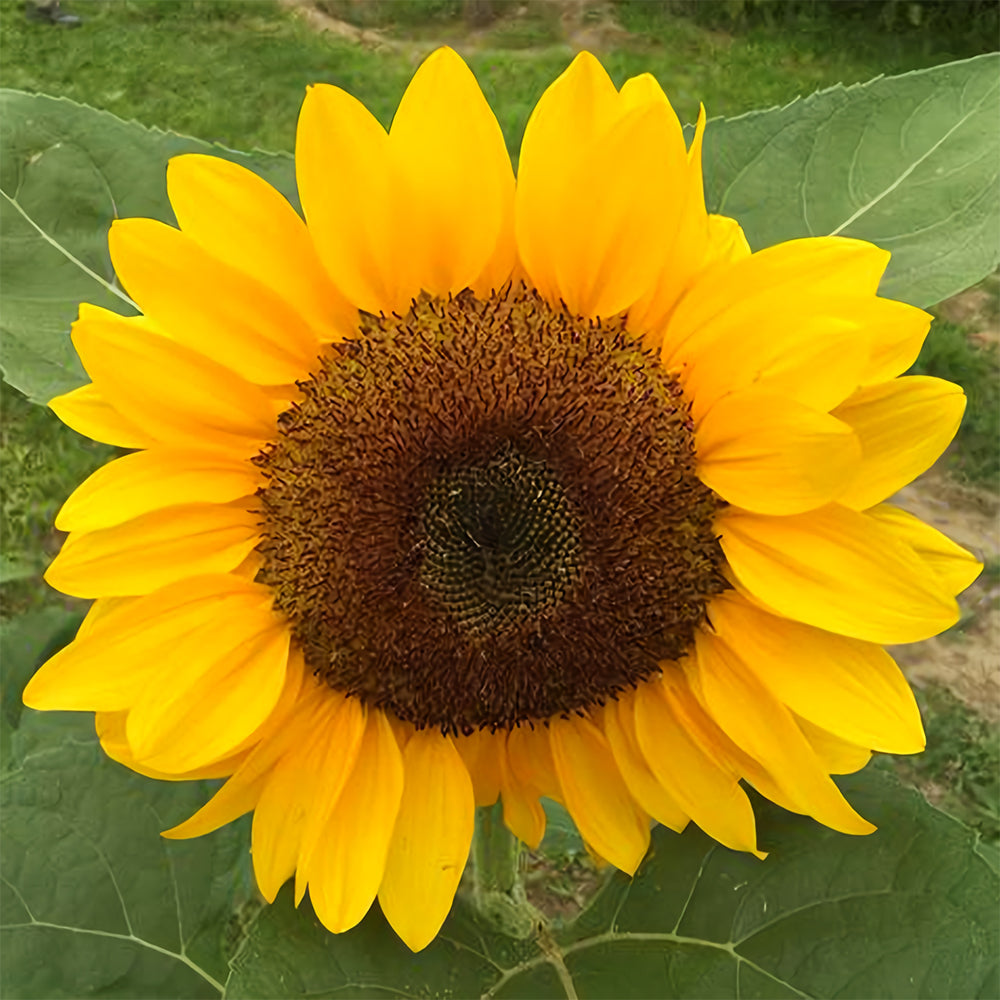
(471, 803, 540, 937)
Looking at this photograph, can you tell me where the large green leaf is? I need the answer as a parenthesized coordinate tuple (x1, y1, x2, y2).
(1, 710, 249, 999)
(703, 53, 1000, 307)
(226, 768, 998, 1000)
(0, 91, 295, 403)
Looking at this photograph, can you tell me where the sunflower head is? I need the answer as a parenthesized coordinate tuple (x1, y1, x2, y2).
(25, 46, 979, 953)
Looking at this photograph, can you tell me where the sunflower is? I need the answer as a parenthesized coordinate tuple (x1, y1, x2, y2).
(24, 48, 981, 952)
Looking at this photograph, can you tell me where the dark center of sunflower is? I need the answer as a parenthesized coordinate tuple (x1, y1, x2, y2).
(255, 286, 727, 733)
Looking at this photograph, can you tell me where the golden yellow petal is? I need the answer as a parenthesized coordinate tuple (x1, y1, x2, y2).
(56, 448, 262, 533)
(860, 300, 932, 384)
(454, 728, 502, 808)
(45, 503, 261, 598)
(167, 153, 357, 344)
(48, 382, 157, 449)
(108, 219, 320, 384)
(516, 53, 688, 318)
(71, 305, 278, 457)
(603, 693, 688, 833)
(293, 695, 367, 902)
(707, 591, 925, 753)
(696, 388, 862, 515)
(796, 716, 873, 774)
(22, 575, 275, 713)
(868, 504, 982, 597)
(378, 730, 474, 952)
(694, 630, 875, 835)
(125, 621, 289, 773)
(295, 81, 394, 313)
(718, 504, 959, 644)
(388, 47, 515, 305)
(304, 710, 403, 933)
(549, 715, 650, 875)
(632, 674, 763, 856)
(833, 376, 966, 510)
(97, 711, 249, 782)
(250, 692, 349, 902)
(163, 663, 320, 841)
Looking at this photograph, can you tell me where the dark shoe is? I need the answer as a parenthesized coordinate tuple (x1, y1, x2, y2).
(25, 1, 82, 26)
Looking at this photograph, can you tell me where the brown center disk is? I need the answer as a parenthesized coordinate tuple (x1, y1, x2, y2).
(255, 286, 727, 732)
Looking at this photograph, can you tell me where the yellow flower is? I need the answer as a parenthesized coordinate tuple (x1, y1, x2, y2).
(24, 48, 980, 952)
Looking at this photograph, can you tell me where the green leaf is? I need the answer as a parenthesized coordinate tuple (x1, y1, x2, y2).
(1, 710, 250, 999)
(0, 90, 295, 403)
(226, 769, 998, 1000)
(0, 606, 83, 734)
(703, 53, 1000, 308)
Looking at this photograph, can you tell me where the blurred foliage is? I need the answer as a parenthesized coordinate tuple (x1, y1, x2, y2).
(883, 683, 1000, 845)
(624, 0, 999, 56)
(0, 386, 111, 617)
(909, 315, 1000, 491)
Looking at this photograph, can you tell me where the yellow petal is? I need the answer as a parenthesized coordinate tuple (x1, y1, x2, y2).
(305, 710, 404, 933)
(378, 730, 474, 952)
(56, 449, 262, 533)
(296, 81, 394, 313)
(109, 219, 320, 384)
(694, 630, 875, 835)
(705, 213, 751, 265)
(627, 106, 713, 343)
(48, 382, 157, 449)
(250, 692, 349, 902)
(718, 504, 958, 644)
(868, 504, 982, 596)
(516, 53, 688, 318)
(166, 154, 357, 344)
(126, 619, 289, 772)
(707, 592, 924, 753)
(603, 693, 688, 833)
(663, 239, 890, 420)
(860, 300, 932, 384)
(45, 503, 261, 598)
(71, 305, 279, 456)
(666, 239, 888, 355)
(97, 711, 249, 782)
(632, 674, 762, 855)
(293, 695, 367, 903)
(454, 728, 502, 808)
(388, 47, 515, 305)
(796, 716, 873, 774)
(498, 729, 548, 848)
(549, 715, 650, 875)
(696, 389, 862, 515)
(833, 376, 966, 510)
(163, 665, 322, 840)
(23, 575, 275, 712)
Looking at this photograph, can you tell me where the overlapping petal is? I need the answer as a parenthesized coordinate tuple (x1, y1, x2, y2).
(719, 504, 959, 644)
(298, 47, 514, 315)
(833, 376, 966, 510)
(516, 54, 690, 318)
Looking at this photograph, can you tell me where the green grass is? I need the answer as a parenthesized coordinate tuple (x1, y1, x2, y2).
(0, 386, 112, 616)
(909, 317, 1000, 490)
(883, 683, 1000, 845)
(1, 0, 987, 156)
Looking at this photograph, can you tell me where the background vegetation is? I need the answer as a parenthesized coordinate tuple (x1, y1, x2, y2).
(1, 0, 996, 845)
